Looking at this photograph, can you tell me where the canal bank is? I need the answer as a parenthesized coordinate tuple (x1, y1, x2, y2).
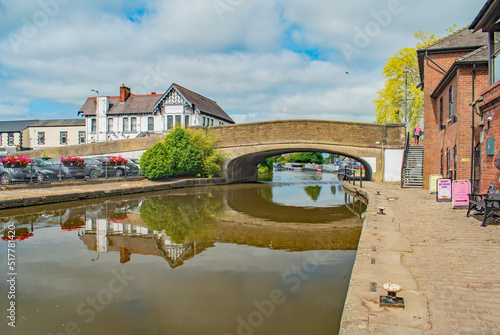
(340, 182, 500, 335)
(0, 177, 226, 210)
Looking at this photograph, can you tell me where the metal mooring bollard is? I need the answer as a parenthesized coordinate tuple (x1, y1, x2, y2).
(377, 207, 386, 215)
(380, 283, 405, 308)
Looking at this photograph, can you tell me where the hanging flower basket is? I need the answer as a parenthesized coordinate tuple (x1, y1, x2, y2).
(0, 155, 32, 168)
(108, 156, 128, 166)
(2, 228, 34, 241)
(61, 156, 85, 167)
(108, 212, 128, 223)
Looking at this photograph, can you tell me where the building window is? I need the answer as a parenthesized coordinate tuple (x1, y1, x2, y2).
(79, 131, 86, 144)
(175, 115, 181, 128)
(210, 119, 214, 126)
(38, 132, 45, 145)
(439, 97, 444, 125)
(91, 118, 96, 133)
(147, 117, 154, 132)
(123, 117, 129, 132)
(107, 118, 114, 132)
(185, 115, 190, 128)
(0, 133, 2, 146)
(449, 86, 454, 117)
(131, 117, 137, 132)
(60, 131, 68, 145)
(202, 116, 206, 126)
(167, 115, 173, 130)
(8, 133, 14, 146)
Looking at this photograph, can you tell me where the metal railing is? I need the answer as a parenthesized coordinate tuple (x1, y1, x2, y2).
(0, 162, 142, 186)
(344, 166, 363, 187)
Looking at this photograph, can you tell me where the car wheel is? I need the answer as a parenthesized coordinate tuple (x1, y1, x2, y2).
(36, 173, 44, 183)
(0, 173, 10, 185)
(89, 169, 99, 179)
(115, 169, 124, 177)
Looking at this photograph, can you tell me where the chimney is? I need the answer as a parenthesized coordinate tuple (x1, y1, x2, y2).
(120, 84, 131, 103)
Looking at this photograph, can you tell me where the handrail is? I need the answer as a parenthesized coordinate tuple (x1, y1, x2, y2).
(401, 131, 411, 187)
(344, 167, 363, 187)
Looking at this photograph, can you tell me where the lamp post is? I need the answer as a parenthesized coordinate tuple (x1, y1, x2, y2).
(91, 89, 99, 143)
(404, 67, 410, 138)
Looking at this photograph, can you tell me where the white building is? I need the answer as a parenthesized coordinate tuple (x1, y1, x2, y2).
(78, 83, 235, 143)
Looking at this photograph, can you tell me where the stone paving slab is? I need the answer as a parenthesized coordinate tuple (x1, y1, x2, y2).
(340, 182, 500, 335)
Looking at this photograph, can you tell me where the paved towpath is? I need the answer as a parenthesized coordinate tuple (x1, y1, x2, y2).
(340, 182, 500, 335)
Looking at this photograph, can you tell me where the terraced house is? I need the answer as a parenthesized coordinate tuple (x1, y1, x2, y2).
(78, 83, 235, 143)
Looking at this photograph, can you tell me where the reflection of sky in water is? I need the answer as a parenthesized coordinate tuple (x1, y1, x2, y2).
(0, 228, 355, 335)
(262, 171, 344, 207)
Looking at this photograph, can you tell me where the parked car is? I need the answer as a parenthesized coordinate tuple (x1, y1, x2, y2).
(31, 158, 61, 182)
(100, 156, 141, 177)
(84, 158, 117, 179)
(45, 158, 86, 180)
(125, 158, 142, 176)
(0, 155, 35, 185)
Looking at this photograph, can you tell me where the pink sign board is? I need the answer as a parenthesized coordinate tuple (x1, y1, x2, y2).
(436, 179, 452, 202)
(452, 180, 471, 209)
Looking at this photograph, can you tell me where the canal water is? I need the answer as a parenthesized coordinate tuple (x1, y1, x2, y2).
(0, 171, 366, 335)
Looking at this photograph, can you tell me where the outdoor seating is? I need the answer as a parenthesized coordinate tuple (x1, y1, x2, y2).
(467, 185, 500, 227)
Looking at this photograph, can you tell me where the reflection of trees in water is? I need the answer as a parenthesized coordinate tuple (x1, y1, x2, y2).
(304, 186, 321, 201)
(257, 186, 273, 202)
(140, 194, 223, 244)
(331, 185, 337, 195)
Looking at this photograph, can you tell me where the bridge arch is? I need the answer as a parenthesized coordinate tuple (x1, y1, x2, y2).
(211, 120, 405, 183)
(224, 145, 375, 183)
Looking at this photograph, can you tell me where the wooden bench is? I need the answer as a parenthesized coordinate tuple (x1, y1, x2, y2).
(467, 187, 500, 227)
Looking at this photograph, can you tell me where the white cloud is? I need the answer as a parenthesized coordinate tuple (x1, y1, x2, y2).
(0, 0, 487, 123)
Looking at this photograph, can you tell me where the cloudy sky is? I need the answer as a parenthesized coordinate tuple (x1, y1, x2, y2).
(0, 0, 485, 124)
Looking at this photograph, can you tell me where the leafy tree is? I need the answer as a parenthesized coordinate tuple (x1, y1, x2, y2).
(140, 142, 173, 179)
(257, 156, 275, 174)
(289, 152, 324, 164)
(140, 127, 224, 179)
(374, 31, 439, 131)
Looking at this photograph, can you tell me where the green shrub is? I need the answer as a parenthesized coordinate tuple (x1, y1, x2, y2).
(140, 127, 224, 180)
(140, 142, 173, 179)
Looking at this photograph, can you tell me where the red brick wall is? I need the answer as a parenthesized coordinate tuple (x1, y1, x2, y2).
(479, 81, 500, 192)
(422, 50, 489, 189)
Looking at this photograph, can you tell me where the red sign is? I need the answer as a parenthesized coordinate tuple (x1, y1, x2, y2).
(452, 180, 470, 209)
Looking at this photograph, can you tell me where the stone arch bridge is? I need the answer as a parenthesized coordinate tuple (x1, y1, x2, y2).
(24, 120, 406, 183)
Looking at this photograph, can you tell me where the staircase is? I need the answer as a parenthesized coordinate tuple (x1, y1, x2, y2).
(401, 145, 424, 188)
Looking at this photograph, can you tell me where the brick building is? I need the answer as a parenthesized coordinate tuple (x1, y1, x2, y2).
(417, 28, 490, 190)
(471, 0, 500, 193)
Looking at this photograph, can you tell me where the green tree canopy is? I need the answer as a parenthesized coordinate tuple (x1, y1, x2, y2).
(140, 127, 224, 179)
(374, 31, 438, 131)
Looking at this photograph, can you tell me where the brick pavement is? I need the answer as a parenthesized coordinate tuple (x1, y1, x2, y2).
(340, 182, 500, 335)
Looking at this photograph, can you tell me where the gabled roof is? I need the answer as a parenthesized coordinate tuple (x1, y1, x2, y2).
(172, 83, 234, 124)
(430, 43, 496, 98)
(30, 119, 85, 127)
(78, 93, 163, 117)
(420, 27, 488, 52)
(417, 28, 490, 90)
(0, 120, 38, 132)
(78, 84, 235, 123)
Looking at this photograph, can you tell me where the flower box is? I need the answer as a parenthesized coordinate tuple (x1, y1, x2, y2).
(108, 156, 128, 166)
(0, 155, 32, 168)
(60, 156, 85, 167)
